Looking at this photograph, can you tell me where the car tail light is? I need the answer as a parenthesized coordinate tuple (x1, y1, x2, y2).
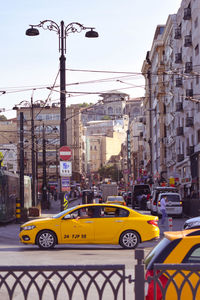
(158, 201, 160, 206)
(153, 200, 156, 205)
(147, 220, 158, 227)
(145, 269, 168, 300)
(123, 202, 126, 206)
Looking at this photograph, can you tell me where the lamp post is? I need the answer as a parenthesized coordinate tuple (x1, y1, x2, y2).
(26, 20, 98, 147)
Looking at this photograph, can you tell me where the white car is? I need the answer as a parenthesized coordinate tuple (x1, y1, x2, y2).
(151, 192, 183, 216)
(149, 186, 179, 215)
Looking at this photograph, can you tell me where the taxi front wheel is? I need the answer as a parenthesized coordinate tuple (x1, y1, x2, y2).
(119, 230, 140, 249)
(36, 230, 57, 250)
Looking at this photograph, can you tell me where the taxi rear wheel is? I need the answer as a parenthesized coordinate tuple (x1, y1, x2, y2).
(36, 230, 57, 249)
(119, 230, 140, 249)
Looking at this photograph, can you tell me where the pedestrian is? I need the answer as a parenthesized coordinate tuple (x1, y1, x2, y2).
(160, 195, 167, 225)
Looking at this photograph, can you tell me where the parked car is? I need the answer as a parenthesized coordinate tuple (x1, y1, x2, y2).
(150, 192, 183, 217)
(148, 186, 179, 215)
(19, 203, 159, 250)
(183, 216, 200, 229)
(131, 184, 151, 209)
(145, 228, 200, 300)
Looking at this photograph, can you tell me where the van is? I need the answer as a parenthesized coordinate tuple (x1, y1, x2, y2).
(131, 184, 151, 209)
(153, 192, 183, 217)
(148, 186, 179, 215)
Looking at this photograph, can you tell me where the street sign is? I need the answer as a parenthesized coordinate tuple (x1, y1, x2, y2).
(59, 146, 72, 161)
(61, 177, 71, 192)
(60, 161, 72, 176)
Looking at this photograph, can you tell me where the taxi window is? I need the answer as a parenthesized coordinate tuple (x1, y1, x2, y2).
(183, 244, 200, 263)
(100, 206, 129, 218)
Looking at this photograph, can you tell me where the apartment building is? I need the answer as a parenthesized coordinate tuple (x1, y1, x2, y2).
(0, 120, 18, 172)
(142, 0, 200, 215)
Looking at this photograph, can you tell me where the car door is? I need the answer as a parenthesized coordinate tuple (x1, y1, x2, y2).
(60, 207, 95, 243)
(94, 206, 128, 243)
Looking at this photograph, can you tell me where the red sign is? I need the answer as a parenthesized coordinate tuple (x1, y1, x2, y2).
(59, 146, 72, 161)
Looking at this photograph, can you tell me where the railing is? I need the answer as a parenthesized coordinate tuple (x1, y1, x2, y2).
(153, 263, 200, 300)
(0, 264, 134, 300)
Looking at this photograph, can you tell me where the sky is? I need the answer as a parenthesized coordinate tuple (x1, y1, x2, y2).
(0, 0, 181, 119)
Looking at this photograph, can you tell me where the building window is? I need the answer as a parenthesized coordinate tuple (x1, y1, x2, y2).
(195, 17, 198, 28)
(198, 129, 200, 144)
(195, 44, 199, 56)
(196, 75, 199, 85)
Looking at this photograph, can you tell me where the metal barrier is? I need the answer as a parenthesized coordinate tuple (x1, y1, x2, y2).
(0, 264, 134, 300)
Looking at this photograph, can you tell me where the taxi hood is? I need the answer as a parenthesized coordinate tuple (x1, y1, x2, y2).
(21, 217, 53, 226)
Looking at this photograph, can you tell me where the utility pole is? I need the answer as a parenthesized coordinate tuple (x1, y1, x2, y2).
(31, 96, 36, 206)
(19, 112, 24, 208)
(42, 123, 48, 208)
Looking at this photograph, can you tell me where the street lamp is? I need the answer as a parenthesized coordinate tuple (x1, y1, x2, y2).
(26, 20, 98, 148)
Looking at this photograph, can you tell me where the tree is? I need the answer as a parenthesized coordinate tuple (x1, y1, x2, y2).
(98, 164, 123, 182)
(0, 115, 7, 121)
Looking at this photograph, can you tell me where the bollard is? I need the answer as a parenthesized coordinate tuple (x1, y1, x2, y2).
(135, 249, 145, 300)
(168, 217, 173, 231)
(16, 198, 21, 223)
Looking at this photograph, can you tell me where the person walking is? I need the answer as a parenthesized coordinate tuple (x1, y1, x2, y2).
(160, 195, 167, 225)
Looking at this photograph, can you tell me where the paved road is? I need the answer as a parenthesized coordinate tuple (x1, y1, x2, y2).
(0, 199, 189, 299)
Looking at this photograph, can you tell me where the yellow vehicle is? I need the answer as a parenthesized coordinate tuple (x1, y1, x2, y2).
(105, 195, 126, 213)
(145, 229, 200, 300)
(19, 203, 159, 250)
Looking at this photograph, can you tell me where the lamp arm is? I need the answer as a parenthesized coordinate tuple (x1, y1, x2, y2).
(29, 20, 60, 34)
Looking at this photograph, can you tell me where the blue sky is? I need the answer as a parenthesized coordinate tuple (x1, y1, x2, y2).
(0, 0, 181, 118)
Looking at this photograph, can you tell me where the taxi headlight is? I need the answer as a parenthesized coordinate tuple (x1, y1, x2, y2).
(21, 225, 36, 231)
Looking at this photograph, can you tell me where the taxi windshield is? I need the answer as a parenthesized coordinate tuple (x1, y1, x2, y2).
(52, 206, 78, 219)
(108, 197, 123, 202)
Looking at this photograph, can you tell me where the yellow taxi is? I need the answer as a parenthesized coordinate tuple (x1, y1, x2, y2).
(19, 203, 159, 250)
(145, 228, 200, 300)
(105, 195, 126, 213)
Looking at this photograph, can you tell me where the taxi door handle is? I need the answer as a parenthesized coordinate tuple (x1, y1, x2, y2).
(85, 221, 93, 223)
(115, 220, 123, 223)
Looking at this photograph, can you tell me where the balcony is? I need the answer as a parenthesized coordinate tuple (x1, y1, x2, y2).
(186, 146, 194, 156)
(185, 89, 193, 99)
(177, 154, 184, 162)
(175, 53, 182, 64)
(183, 7, 191, 20)
(185, 116, 194, 127)
(176, 77, 183, 87)
(174, 28, 181, 39)
(176, 102, 183, 112)
(177, 126, 184, 136)
(184, 35, 192, 47)
(185, 62, 193, 73)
